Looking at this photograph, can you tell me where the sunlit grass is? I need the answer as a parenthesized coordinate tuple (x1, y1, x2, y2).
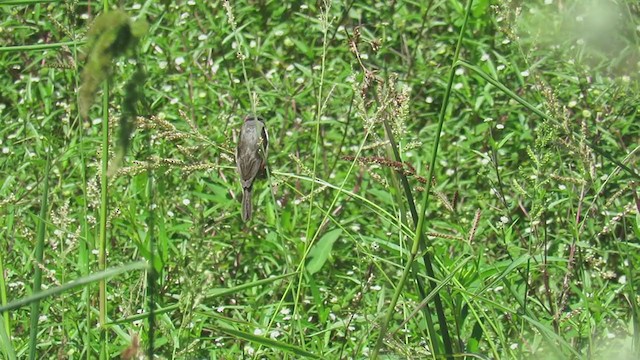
(0, 0, 639, 358)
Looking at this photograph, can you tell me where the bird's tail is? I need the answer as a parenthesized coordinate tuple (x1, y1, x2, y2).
(242, 187, 252, 222)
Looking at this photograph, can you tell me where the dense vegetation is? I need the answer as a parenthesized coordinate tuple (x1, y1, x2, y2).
(1, 0, 639, 358)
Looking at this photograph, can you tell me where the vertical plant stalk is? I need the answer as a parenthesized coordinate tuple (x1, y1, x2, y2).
(291, 0, 332, 348)
(98, 1, 110, 354)
(381, 118, 439, 353)
(371, 1, 474, 358)
(306, 0, 331, 239)
(145, 95, 157, 360)
(0, 206, 13, 338)
(28, 153, 51, 360)
(98, 77, 109, 359)
(98, 2, 110, 357)
(0, 316, 16, 360)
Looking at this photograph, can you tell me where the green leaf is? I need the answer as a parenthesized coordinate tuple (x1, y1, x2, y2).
(306, 229, 342, 275)
(217, 326, 324, 359)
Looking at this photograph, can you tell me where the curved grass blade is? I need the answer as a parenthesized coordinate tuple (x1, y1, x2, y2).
(216, 326, 324, 359)
(0, 261, 148, 313)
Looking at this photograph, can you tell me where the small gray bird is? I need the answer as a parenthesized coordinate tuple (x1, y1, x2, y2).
(236, 115, 269, 222)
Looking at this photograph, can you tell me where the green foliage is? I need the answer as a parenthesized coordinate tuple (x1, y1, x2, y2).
(306, 228, 342, 275)
(1, 0, 639, 359)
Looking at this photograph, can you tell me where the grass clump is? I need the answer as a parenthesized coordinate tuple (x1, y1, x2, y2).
(0, 0, 639, 359)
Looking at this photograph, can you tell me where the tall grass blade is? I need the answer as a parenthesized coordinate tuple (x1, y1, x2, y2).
(0, 261, 148, 313)
(372, 1, 475, 358)
(28, 153, 51, 360)
(217, 326, 324, 359)
(99, 3, 110, 358)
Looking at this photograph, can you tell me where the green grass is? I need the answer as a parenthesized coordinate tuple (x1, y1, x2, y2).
(1, 0, 639, 359)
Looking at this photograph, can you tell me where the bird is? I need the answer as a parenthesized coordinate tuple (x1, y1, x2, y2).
(236, 115, 269, 222)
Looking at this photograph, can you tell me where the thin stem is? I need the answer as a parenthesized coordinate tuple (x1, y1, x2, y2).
(98, 4, 110, 360)
(0, 40, 85, 52)
(28, 153, 51, 360)
(372, 0, 475, 358)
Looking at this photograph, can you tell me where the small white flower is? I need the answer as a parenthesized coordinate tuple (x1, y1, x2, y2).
(500, 216, 509, 224)
(244, 346, 255, 355)
(425, 96, 433, 104)
(496, 124, 504, 130)
(520, 70, 530, 77)
(253, 328, 264, 336)
(198, 34, 208, 41)
(174, 57, 185, 66)
(182, 198, 191, 206)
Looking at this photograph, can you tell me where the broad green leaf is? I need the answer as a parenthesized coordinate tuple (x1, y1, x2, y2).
(306, 229, 342, 275)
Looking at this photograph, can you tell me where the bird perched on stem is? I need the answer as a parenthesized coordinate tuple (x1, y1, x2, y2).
(236, 115, 268, 222)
